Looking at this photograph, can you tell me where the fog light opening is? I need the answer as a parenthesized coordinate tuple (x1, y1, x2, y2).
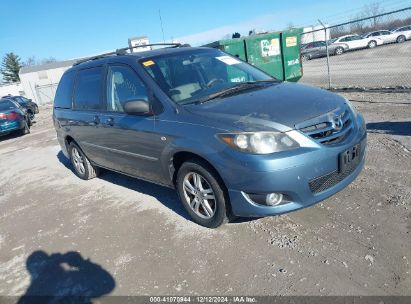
(243, 192, 286, 207)
(266, 193, 283, 206)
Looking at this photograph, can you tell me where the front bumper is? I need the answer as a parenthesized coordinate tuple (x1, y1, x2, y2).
(0, 121, 24, 135)
(217, 117, 367, 217)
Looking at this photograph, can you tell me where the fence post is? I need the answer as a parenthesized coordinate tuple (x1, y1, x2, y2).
(318, 19, 332, 90)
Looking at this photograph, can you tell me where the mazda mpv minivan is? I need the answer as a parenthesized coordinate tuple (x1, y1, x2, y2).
(53, 44, 366, 228)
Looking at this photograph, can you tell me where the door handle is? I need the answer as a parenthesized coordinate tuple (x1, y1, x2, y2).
(106, 117, 114, 126)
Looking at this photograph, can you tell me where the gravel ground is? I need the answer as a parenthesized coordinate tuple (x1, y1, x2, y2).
(0, 92, 410, 299)
(300, 41, 411, 88)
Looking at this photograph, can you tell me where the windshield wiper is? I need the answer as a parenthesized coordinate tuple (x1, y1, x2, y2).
(245, 79, 279, 83)
(192, 81, 274, 105)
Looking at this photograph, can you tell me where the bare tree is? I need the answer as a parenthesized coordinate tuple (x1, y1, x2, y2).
(363, 2, 384, 28)
(23, 56, 37, 67)
(330, 25, 346, 38)
(349, 12, 367, 33)
(40, 57, 57, 65)
(287, 22, 295, 30)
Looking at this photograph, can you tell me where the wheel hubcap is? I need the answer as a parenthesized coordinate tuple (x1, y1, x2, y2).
(182, 172, 216, 219)
(72, 147, 85, 175)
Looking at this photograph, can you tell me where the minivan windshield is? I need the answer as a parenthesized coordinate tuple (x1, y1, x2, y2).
(140, 49, 275, 105)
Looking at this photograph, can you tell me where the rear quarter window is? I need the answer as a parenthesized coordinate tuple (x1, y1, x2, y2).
(73, 67, 103, 110)
(54, 70, 76, 109)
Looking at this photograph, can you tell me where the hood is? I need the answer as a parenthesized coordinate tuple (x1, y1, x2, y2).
(185, 82, 346, 132)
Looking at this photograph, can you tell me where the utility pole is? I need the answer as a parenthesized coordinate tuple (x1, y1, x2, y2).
(159, 9, 165, 43)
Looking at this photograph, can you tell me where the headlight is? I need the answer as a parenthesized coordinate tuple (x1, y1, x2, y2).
(219, 132, 299, 154)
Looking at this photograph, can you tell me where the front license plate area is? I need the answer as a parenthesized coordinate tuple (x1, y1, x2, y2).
(339, 144, 360, 173)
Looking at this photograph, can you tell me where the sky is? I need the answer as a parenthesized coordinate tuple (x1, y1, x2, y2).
(1, 0, 411, 63)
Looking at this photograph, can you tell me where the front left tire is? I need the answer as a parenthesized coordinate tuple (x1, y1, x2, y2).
(176, 159, 229, 228)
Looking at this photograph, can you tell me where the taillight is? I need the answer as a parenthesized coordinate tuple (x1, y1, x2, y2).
(0, 113, 6, 120)
(6, 112, 19, 121)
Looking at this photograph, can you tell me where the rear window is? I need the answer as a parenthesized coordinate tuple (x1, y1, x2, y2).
(0, 100, 17, 111)
(73, 67, 103, 110)
(54, 70, 76, 109)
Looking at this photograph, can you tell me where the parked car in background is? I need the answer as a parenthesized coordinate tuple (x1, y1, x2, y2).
(2, 95, 39, 120)
(53, 45, 366, 228)
(363, 30, 407, 44)
(301, 40, 348, 61)
(331, 34, 383, 50)
(0, 98, 31, 136)
(393, 25, 411, 41)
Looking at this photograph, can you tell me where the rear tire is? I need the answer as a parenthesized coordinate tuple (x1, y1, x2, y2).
(68, 142, 99, 180)
(397, 35, 406, 43)
(368, 40, 377, 48)
(176, 160, 229, 228)
(28, 110, 34, 121)
(18, 119, 30, 136)
(335, 47, 344, 55)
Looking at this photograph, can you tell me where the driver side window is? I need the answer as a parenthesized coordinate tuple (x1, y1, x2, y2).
(106, 65, 149, 112)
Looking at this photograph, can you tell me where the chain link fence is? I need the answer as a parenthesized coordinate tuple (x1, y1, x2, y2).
(300, 7, 411, 90)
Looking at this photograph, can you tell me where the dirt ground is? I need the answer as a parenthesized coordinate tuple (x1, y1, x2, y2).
(0, 91, 410, 298)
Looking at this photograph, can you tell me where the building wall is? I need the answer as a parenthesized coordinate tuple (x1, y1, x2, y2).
(301, 25, 330, 44)
(0, 82, 24, 97)
(19, 66, 71, 105)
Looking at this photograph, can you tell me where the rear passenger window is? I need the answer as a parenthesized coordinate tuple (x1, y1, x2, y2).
(54, 70, 75, 109)
(74, 67, 103, 110)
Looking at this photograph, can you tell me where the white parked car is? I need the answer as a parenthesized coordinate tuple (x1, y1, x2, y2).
(363, 30, 407, 44)
(393, 25, 411, 41)
(331, 34, 383, 50)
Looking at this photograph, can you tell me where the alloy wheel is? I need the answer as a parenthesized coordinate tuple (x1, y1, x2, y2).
(72, 147, 85, 175)
(182, 172, 216, 219)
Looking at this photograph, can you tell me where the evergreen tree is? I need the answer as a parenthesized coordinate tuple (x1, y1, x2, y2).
(1, 53, 22, 83)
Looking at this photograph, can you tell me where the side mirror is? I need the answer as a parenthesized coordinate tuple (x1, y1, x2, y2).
(123, 100, 151, 115)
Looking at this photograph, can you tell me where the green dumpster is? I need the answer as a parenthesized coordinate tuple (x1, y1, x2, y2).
(245, 32, 284, 80)
(281, 28, 303, 82)
(204, 38, 247, 61)
(203, 28, 303, 82)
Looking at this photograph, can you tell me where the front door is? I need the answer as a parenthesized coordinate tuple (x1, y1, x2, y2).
(98, 63, 164, 182)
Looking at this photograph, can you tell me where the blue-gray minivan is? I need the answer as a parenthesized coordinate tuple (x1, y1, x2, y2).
(53, 45, 366, 228)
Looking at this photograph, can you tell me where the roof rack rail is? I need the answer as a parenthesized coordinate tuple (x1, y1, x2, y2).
(73, 43, 184, 66)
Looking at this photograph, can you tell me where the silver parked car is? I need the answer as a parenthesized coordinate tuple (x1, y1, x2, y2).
(301, 40, 348, 61)
(393, 25, 411, 41)
(331, 34, 384, 50)
(363, 30, 407, 44)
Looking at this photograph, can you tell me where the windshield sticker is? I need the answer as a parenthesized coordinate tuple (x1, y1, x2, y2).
(261, 39, 280, 57)
(142, 60, 155, 66)
(286, 36, 297, 47)
(216, 56, 241, 65)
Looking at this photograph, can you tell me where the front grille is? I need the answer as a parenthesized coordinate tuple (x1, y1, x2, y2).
(309, 139, 366, 194)
(300, 110, 353, 145)
(309, 160, 358, 193)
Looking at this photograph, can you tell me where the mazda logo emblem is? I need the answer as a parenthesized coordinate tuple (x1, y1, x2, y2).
(333, 115, 343, 131)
